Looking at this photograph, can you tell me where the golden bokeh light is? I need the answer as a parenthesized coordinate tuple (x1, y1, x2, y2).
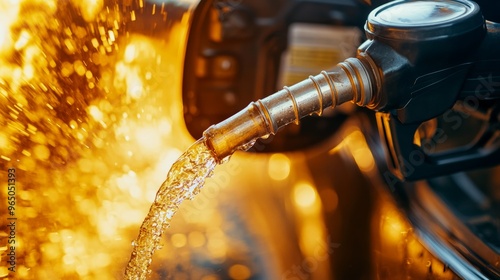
(171, 233, 187, 248)
(343, 129, 375, 173)
(380, 203, 409, 244)
(267, 153, 291, 181)
(0, 0, 202, 278)
(298, 221, 325, 255)
(0, 1, 21, 53)
(228, 264, 252, 280)
(293, 181, 318, 208)
(0, 0, 353, 279)
(188, 231, 206, 248)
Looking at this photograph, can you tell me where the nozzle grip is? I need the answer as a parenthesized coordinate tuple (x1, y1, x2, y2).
(373, 21, 500, 181)
(377, 111, 500, 182)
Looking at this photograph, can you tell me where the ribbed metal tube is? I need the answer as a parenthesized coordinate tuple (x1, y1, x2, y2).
(203, 56, 377, 162)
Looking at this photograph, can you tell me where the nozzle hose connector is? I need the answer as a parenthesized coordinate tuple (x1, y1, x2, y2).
(203, 56, 377, 162)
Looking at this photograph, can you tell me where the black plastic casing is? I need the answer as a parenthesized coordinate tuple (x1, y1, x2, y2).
(359, 0, 500, 180)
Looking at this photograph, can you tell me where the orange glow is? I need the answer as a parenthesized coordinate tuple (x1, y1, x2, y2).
(188, 231, 206, 248)
(171, 233, 187, 248)
(229, 264, 252, 280)
(268, 153, 291, 181)
(0, 1, 337, 279)
(0, 0, 21, 53)
(71, 0, 103, 22)
(344, 129, 376, 172)
(299, 221, 325, 255)
(293, 181, 317, 208)
(0, 266, 8, 277)
(320, 188, 339, 213)
(0, 0, 200, 278)
(291, 178, 327, 263)
(204, 226, 228, 261)
(380, 203, 409, 244)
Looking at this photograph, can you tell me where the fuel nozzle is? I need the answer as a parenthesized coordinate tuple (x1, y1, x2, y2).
(204, 0, 500, 180)
(203, 57, 378, 162)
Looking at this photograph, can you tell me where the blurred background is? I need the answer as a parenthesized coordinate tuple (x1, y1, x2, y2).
(1, 0, 498, 279)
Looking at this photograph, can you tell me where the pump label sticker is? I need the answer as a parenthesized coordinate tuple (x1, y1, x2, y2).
(279, 23, 362, 86)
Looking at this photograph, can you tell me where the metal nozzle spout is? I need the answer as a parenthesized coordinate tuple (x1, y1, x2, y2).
(203, 57, 377, 163)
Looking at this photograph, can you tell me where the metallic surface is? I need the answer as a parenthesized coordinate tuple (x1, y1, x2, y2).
(0, 0, 496, 279)
(203, 58, 376, 162)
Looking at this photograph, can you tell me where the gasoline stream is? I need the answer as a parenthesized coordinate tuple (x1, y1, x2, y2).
(124, 138, 218, 279)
